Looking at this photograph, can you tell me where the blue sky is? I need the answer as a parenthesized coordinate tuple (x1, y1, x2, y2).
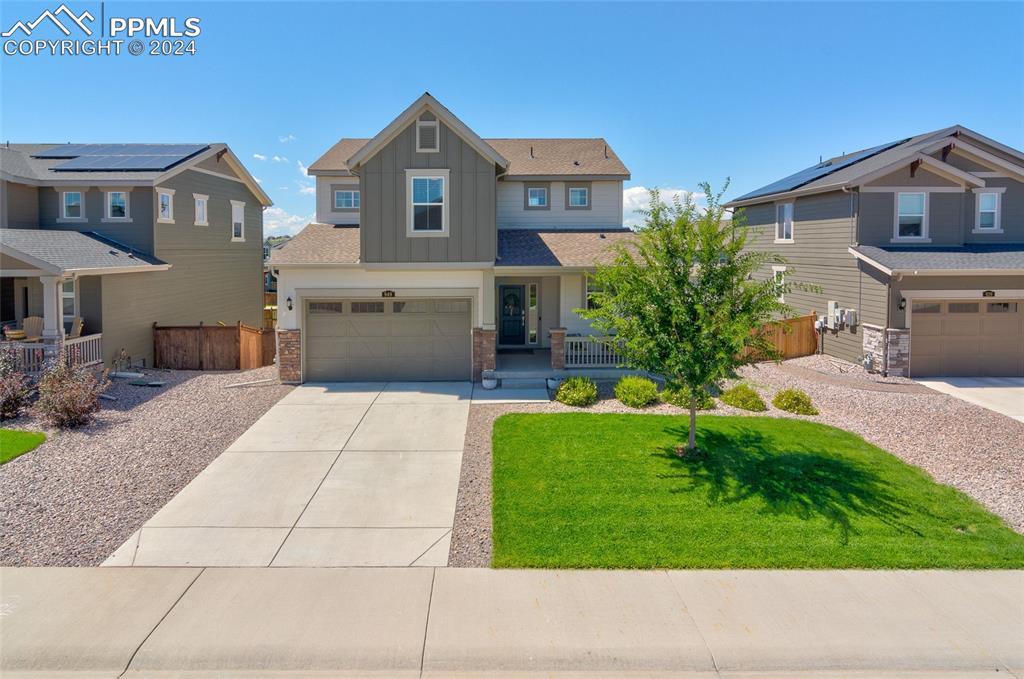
(2, 1, 1022, 234)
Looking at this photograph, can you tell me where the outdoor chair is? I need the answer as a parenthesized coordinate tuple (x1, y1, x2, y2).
(68, 317, 84, 339)
(21, 316, 43, 342)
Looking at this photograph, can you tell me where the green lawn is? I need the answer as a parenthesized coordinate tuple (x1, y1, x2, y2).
(0, 429, 46, 465)
(492, 413, 1024, 569)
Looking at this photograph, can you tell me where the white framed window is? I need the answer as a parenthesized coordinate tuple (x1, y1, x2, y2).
(104, 191, 130, 221)
(585, 275, 605, 310)
(61, 278, 77, 326)
(894, 192, 927, 240)
(974, 190, 1002, 233)
(61, 191, 84, 220)
(416, 119, 440, 153)
(157, 188, 175, 223)
(230, 200, 245, 242)
(568, 186, 589, 208)
(193, 193, 209, 226)
(527, 186, 548, 208)
(772, 266, 786, 303)
(406, 168, 449, 237)
(334, 190, 360, 209)
(774, 202, 794, 243)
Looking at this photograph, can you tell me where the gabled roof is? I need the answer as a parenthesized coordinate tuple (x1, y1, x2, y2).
(0, 229, 170, 275)
(270, 223, 361, 265)
(343, 93, 509, 172)
(727, 125, 1024, 207)
(0, 143, 272, 206)
(849, 244, 1024, 276)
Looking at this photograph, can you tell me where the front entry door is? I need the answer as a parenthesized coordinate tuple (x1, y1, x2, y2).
(499, 285, 526, 345)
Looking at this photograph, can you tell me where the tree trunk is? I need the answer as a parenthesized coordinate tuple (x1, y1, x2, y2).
(688, 404, 697, 451)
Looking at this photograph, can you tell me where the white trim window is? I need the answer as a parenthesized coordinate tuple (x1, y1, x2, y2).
(104, 190, 130, 220)
(568, 186, 589, 208)
(334, 189, 360, 209)
(772, 266, 786, 303)
(157, 188, 175, 223)
(61, 191, 84, 220)
(894, 192, 927, 240)
(527, 187, 548, 207)
(406, 169, 449, 236)
(975, 191, 1002, 232)
(774, 202, 794, 243)
(416, 119, 440, 153)
(61, 278, 77, 326)
(230, 200, 245, 242)
(193, 194, 209, 226)
(585, 275, 605, 311)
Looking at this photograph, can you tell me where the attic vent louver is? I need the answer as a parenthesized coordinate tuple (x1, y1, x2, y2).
(416, 119, 439, 153)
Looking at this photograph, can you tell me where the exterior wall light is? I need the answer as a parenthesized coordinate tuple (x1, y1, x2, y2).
(286, 297, 293, 311)
(898, 297, 906, 311)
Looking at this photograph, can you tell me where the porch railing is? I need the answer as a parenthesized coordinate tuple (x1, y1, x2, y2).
(564, 335, 624, 368)
(65, 333, 104, 367)
(1, 341, 47, 374)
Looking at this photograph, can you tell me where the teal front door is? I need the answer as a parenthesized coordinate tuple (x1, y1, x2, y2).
(499, 285, 526, 345)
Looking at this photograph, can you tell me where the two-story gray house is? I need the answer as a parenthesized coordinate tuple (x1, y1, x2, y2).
(0, 143, 272, 368)
(271, 93, 634, 382)
(728, 126, 1024, 377)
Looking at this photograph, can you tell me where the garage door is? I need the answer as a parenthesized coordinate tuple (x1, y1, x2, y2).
(305, 298, 472, 381)
(910, 299, 1024, 377)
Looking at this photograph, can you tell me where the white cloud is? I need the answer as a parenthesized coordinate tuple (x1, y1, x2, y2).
(254, 177, 262, 184)
(253, 153, 267, 161)
(297, 160, 309, 176)
(622, 186, 698, 228)
(279, 133, 297, 143)
(263, 206, 312, 236)
(298, 184, 316, 195)
(272, 155, 288, 163)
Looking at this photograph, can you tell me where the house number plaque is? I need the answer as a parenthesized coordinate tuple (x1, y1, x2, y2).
(381, 290, 396, 298)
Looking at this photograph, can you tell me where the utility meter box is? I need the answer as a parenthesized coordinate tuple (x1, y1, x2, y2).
(826, 301, 839, 329)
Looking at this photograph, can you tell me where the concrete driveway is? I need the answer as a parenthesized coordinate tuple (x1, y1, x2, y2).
(917, 377, 1024, 423)
(104, 382, 470, 567)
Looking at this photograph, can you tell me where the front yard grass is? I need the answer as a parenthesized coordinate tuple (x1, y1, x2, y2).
(492, 414, 1024, 569)
(0, 429, 46, 465)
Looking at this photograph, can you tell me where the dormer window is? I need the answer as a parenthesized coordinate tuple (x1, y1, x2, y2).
(416, 118, 439, 153)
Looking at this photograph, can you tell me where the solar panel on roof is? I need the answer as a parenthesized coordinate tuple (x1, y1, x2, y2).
(733, 138, 911, 202)
(38, 143, 210, 172)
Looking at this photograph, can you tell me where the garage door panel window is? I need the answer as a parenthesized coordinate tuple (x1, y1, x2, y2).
(351, 302, 385, 313)
(435, 299, 470, 314)
(912, 301, 940, 314)
(394, 300, 429, 313)
(948, 302, 979, 314)
(309, 302, 344, 314)
(988, 302, 1018, 313)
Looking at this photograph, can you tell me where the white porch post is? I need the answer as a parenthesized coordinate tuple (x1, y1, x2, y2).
(40, 275, 63, 359)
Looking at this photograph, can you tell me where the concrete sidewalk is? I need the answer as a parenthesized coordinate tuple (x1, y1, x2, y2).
(1, 567, 1020, 677)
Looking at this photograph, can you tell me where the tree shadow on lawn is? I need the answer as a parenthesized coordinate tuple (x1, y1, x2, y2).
(659, 425, 923, 544)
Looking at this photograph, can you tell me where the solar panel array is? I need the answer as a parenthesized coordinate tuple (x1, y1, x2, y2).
(733, 138, 911, 202)
(33, 143, 209, 172)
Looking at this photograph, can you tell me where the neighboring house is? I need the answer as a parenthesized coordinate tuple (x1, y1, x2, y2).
(271, 92, 634, 382)
(727, 126, 1024, 377)
(0, 143, 272, 368)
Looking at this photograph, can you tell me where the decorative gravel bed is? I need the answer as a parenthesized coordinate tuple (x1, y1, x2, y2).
(450, 362, 1024, 567)
(0, 366, 292, 566)
(786, 353, 917, 385)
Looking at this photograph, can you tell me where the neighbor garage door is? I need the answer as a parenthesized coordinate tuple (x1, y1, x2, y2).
(305, 298, 472, 381)
(910, 299, 1024, 377)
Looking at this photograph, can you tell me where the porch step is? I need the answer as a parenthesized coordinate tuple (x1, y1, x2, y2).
(498, 377, 550, 390)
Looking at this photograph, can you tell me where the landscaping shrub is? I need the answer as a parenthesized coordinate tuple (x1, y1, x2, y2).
(614, 375, 659, 408)
(34, 352, 107, 428)
(772, 388, 819, 415)
(555, 376, 598, 407)
(720, 383, 767, 411)
(0, 345, 31, 421)
(662, 383, 715, 410)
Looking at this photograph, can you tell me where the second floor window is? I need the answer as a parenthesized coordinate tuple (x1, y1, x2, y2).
(157, 190, 175, 223)
(977, 192, 1001, 231)
(568, 186, 590, 208)
(231, 200, 245, 241)
(411, 176, 445, 232)
(194, 194, 209, 226)
(334, 190, 360, 209)
(775, 203, 793, 242)
(896, 192, 926, 239)
(62, 191, 83, 219)
(106, 191, 128, 219)
(527, 187, 548, 208)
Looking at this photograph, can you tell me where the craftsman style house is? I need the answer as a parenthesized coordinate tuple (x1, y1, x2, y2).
(728, 126, 1024, 377)
(0, 143, 272, 369)
(271, 93, 634, 382)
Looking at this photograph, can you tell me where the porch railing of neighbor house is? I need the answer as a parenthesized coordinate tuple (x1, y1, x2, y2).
(64, 333, 104, 367)
(564, 335, 624, 368)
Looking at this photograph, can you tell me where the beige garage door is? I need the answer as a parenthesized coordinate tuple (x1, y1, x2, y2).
(305, 298, 472, 381)
(910, 299, 1024, 377)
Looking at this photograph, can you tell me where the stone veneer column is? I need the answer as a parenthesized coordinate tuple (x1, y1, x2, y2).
(860, 324, 886, 373)
(549, 328, 566, 370)
(884, 327, 911, 377)
(472, 328, 496, 382)
(277, 329, 302, 383)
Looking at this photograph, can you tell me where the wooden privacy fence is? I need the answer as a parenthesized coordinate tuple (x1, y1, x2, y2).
(153, 322, 275, 371)
(753, 313, 818, 360)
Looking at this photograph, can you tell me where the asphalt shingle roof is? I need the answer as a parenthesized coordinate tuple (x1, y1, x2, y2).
(270, 223, 361, 264)
(0, 229, 167, 272)
(497, 229, 637, 267)
(852, 244, 1024, 273)
(0, 143, 212, 182)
